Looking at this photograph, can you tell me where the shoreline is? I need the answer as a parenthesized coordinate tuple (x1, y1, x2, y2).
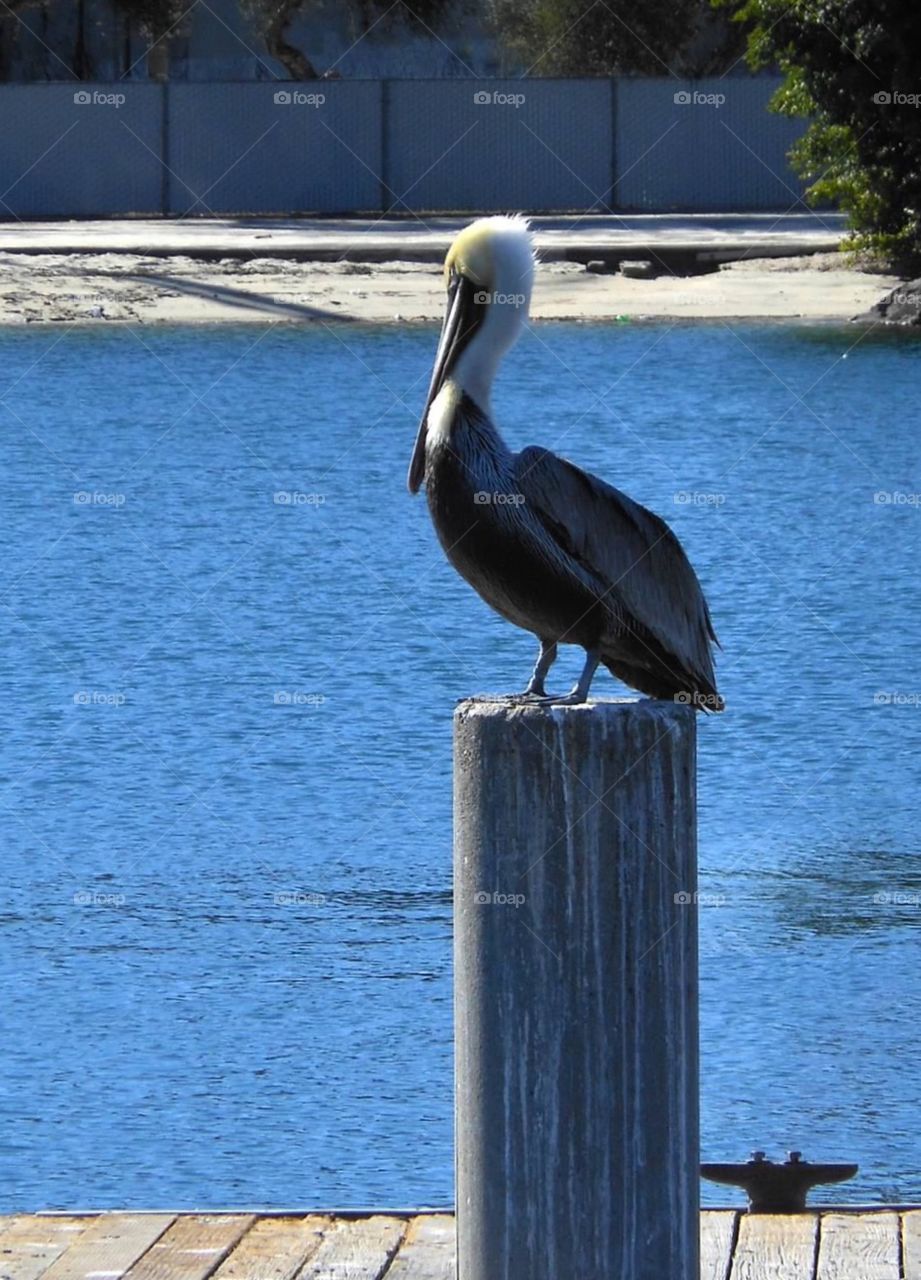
(0, 251, 899, 327)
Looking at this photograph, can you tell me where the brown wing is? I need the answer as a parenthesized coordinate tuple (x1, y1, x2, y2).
(514, 446, 720, 693)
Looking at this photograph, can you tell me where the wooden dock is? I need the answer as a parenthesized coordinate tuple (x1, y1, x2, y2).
(3, 1209, 920, 1280)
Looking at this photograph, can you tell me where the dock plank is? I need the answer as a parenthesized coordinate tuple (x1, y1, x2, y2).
(730, 1213, 816, 1280)
(5, 1210, 921, 1280)
(122, 1217, 255, 1280)
(816, 1212, 900, 1280)
(0, 1217, 90, 1280)
(902, 1211, 921, 1280)
(208, 1218, 327, 1280)
(38, 1216, 175, 1280)
(296, 1217, 405, 1280)
(701, 1210, 737, 1280)
(382, 1216, 453, 1279)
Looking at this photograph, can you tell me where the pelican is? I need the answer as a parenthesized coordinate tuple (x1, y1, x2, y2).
(407, 215, 722, 710)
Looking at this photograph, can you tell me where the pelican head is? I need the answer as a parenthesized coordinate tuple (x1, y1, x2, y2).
(408, 215, 534, 493)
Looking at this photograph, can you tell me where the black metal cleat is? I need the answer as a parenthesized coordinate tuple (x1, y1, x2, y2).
(701, 1150, 859, 1213)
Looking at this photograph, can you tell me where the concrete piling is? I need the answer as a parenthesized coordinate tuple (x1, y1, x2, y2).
(453, 697, 699, 1280)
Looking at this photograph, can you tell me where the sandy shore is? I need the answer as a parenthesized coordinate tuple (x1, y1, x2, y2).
(0, 251, 897, 325)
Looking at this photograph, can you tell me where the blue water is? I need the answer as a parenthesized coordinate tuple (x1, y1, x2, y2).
(1, 319, 919, 1211)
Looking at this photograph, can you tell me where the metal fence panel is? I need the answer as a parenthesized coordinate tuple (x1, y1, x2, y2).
(386, 80, 613, 212)
(0, 84, 163, 218)
(615, 77, 807, 211)
(0, 78, 806, 219)
(167, 82, 383, 214)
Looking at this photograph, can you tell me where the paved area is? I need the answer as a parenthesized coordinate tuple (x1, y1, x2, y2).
(0, 213, 848, 262)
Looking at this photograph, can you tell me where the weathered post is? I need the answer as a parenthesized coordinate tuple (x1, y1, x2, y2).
(454, 697, 699, 1280)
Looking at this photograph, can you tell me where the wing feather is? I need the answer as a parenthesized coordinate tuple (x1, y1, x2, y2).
(514, 446, 719, 690)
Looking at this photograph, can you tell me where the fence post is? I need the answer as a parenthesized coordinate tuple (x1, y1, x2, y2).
(609, 75, 618, 213)
(379, 78, 391, 216)
(453, 697, 699, 1280)
(160, 81, 170, 217)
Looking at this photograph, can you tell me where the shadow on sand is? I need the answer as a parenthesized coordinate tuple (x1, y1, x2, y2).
(82, 268, 359, 323)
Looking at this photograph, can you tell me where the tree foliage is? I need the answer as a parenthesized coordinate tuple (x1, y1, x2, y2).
(718, 0, 921, 265)
(242, 0, 456, 80)
(111, 0, 186, 34)
(110, 0, 188, 76)
(485, 0, 744, 77)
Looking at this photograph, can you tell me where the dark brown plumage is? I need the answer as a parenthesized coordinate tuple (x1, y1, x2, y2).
(408, 215, 722, 709)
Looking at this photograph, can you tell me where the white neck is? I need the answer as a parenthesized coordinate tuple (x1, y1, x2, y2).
(452, 232, 533, 416)
(451, 302, 523, 416)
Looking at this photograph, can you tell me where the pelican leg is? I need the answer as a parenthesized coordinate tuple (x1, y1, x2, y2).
(533, 649, 601, 706)
(565, 649, 601, 703)
(515, 639, 558, 699)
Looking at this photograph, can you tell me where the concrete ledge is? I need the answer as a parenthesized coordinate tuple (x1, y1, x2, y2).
(0, 213, 847, 265)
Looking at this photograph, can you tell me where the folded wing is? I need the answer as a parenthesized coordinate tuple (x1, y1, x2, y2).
(514, 446, 720, 696)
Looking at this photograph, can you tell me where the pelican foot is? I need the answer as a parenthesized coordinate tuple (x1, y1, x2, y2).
(518, 688, 588, 707)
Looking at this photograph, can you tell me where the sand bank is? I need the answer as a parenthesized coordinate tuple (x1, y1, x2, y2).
(0, 251, 897, 326)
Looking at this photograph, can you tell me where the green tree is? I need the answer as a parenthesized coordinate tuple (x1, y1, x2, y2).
(111, 0, 188, 78)
(486, 0, 744, 77)
(242, 0, 457, 80)
(719, 0, 921, 265)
